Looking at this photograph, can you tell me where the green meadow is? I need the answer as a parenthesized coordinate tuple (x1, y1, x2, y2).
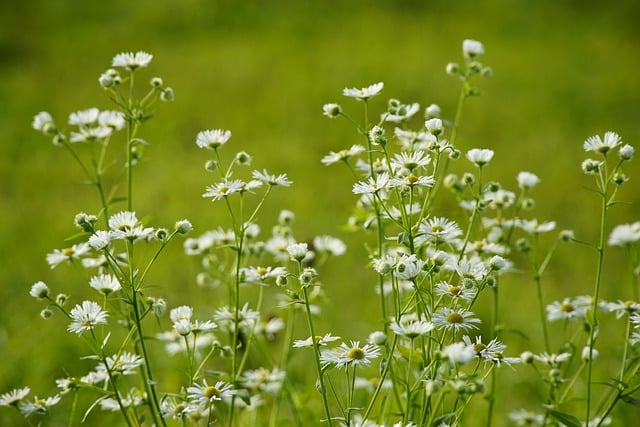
(1, 0, 640, 425)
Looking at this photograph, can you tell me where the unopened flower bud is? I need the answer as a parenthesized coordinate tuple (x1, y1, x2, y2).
(40, 308, 53, 319)
(161, 87, 174, 102)
(520, 351, 534, 364)
(446, 62, 460, 75)
(322, 103, 342, 119)
(425, 103, 441, 118)
(368, 331, 387, 346)
(205, 159, 218, 172)
(235, 151, 252, 166)
(558, 229, 575, 242)
(150, 77, 163, 88)
(619, 144, 635, 161)
(175, 219, 193, 234)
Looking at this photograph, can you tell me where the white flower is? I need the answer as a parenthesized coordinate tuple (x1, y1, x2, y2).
(89, 274, 122, 296)
(425, 118, 443, 135)
(323, 341, 381, 368)
(353, 172, 390, 194)
(432, 307, 481, 332)
(196, 129, 232, 150)
(293, 333, 341, 348)
(241, 367, 286, 394)
(32, 112, 54, 133)
(18, 394, 61, 416)
(390, 319, 434, 339)
(462, 39, 485, 59)
(442, 342, 476, 364)
(508, 409, 545, 426)
(203, 179, 255, 201)
(619, 144, 635, 160)
(517, 171, 540, 190)
(0, 387, 30, 407)
(89, 230, 112, 250)
(322, 103, 342, 118)
(608, 222, 640, 246)
(170, 305, 193, 323)
(390, 151, 431, 173)
(29, 281, 50, 300)
(434, 281, 476, 301)
(533, 352, 572, 367)
(242, 266, 287, 283)
(46, 243, 91, 268)
(98, 110, 126, 130)
(425, 103, 441, 118)
(252, 169, 292, 187)
(581, 346, 599, 362)
(343, 82, 384, 101)
(313, 235, 346, 256)
(187, 379, 234, 407)
(321, 144, 366, 166)
(517, 219, 556, 235)
(287, 242, 309, 261)
(383, 102, 420, 123)
(416, 217, 463, 246)
(546, 297, 588, 322)
(466, 148, 494, 167)
(393, 253, 423, 280)
(68, 301, 109, 334)
(108, 211, 154, 241)
(102, 352, 145, 376)
(68, 108, 100, 126)
(111, 51, 153, 70)
(583, 131, 622, 154)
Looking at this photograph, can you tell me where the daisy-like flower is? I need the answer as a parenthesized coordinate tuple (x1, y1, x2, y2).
(608, 222, 640, 246)
(324, 341, 381, 369)
(508, 409, 545, 426)
(415, 217, 463, 246)
(187, 379, 234, 408)
(108, 211, 154, 241)
(196, 129, 231, 150)
(619, 144, 635, 160)
(69, 108, 100, 126)
(583, 131, 622, 154)
(242, 266, 287, 283)
(434, 281, 476, 301)
(69, 126, 113, 143)
(517, 219, 556, 235)
(0, 387, 30, 407)
(252, 169, 292, 187)
(287, 242, 309, 262)
(89, 274, 122, 296)
(213, 303, 260, 333)
(533, 352, 572, 367)
(322, 103, 342, 118)
(442, 342, 476, 364)
(101, 352, 145, 376)
(313, 235, 346, 256)
(353, 172, 390, 195)
(46, 243, 91, 268)
(462, 39, 485, 59)
(18, 394, 61, 416)
(29, 281, 50, 300)
(68, 301, 109, 334)
(462, 335, 518, 367)
(425, 118, 444, 136)
(293, 333, 341, 348)
(389, 174, 435, 190)
(170, 305, 193, 323)
(483, 189, 516, 210)
(241, 367, 286, 395)
(98, 110, 126, 130)
(600, 300, 640, 319)
(390, 151, 431, 173)
(581, 158, 603, 175)
(455, 259, 488, 282)
(546, 297, 589, 322)
(432, 307, 481, 333)
(111, 51, 153, 70)
(393, 253, 423, 280)
(32, 112, 55, 133)
(343, 82, 384, 101)
(517, 171, 540, 190)
(394, 128, 437, 151)
(390, 318, 434, 339)
(466, 148, 494, 167)
(382, 102, 420, 123)
(203, 179, 253, 201)
(321, 144, 366, 166)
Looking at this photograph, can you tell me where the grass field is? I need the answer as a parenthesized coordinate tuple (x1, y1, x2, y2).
(2, 1, 640, 425)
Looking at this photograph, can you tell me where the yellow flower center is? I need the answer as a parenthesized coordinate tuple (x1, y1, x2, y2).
(560, 303, 575, 313)
(348, 347, 365, 360)
(62, 247, 75, 257)
(448, 286, 461, 295)
(256, 267, 268, 276)
(431, 225, 444, 233)
(203, 386, 220, 399)
(447, 313, 464, 324)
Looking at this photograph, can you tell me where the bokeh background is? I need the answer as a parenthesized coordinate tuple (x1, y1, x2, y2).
(1, 0, 639, 425)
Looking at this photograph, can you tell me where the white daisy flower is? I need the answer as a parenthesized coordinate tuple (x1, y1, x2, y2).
(322, 103, 342, 118)
(32, 112, 54, 132)
(517, 171, 540, 190)
(546, 297, 589, 322)
(68, 301, 109, 334)
(321, 144, 366, 166)
(187, 379, 234, 407)
(583, 131, 622, 154)
(325, 341, 381, 368)
(101, 352, 145, 376)
(508, 409, 545, 426)
(533, 352, 572, 367)
(390, 318, 434, 339)
(608, 222, 640, 246)
(432, 307, 481, 333)
(89, 274, 122, 296)
(383, 102, 420, 123)
(111, 51, 153, 70)
(425, 118, 444, 136)
(46, 243, 91, 268)
(394, 128, 437, 151)
(517, 219, 556, 234)
(434, 281, 476, 301)
(343, 82, 384, 101)
(0, 387, 30, 407)
(293, 333, 341, 348)
(393, 253, 423, 280)
(416, 217, 463, 246)
(313, 235, 346, 256)
(196, 129, 231, 150)
(68, 108, 100, 126)
(241, 367, 286, 394)
(242, 266, 287, 283)
(619, 144, 635, 160)
(353, 172, 390, 195)
(251, 169, 292, 187)
(18, 394, 61, 416)
(170, 305, 193, 323)
(466, 148, 494, 167)
(442, 342, 476, 364)
(462, 39, 485, 59)
(203, 179, 250, 201)
(390, 151, 431, 173)
(29, 281, 50, 300)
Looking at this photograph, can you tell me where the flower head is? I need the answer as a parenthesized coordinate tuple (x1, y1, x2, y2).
(252, 169, 292, 187)
(322, 341, 381, 368)
(466, 148, 494, 167)
(321, 144, 366, 166)
(0, 387, 30, 407)
(196, 129, 232, 150)
(68, 301, 109, 334)
(29, 281, 50, 300)
(187, 379, 234, 407)
(462, 39, 485, 59)
(583, 131, 622, 154)
(390, 319, 434, 339)
(112, 51, 153, 70)
(89, 274, 122, 296)
(432, 307, 481, 333)
(323, 103, 342, 118)
(343, 82, 384, 101)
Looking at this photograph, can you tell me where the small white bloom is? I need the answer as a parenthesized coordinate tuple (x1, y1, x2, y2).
(390, 319, 434, 339)
(352, 172, 390, 195)
(196, 129, 232, 150)
(111, 51, 153, 70)
(466, 148, 494, 167)
(533, 352, 572, 367)
(287, 242, 309, 262)
(462, 39, 485, 59)
(89, 230, 112, 250)
(518, 219, 556, 235)
(583, 131, 622, 154)
(313, 235, 346, 256)
(581, 346, 599, 362)
(322, 103, 342, 118)
(321, 144, 366, 166)
(425, 118, 444, 136)
(170, 305, 193, 323)
(46, 243, 91, 268)
(343, 82, 384, 101)
(325, 341, 381, 368)
(32, 112, 54, 133)
(98, 110, 126, 130)
(619, 144, 635, 160)
(608, 222, 640, 246)
(517, 171, 540, 190)
(68, 108, 100, 126)
(29, 281, 50, 300)
(432, 307, 481, 332)
(18, 394, 61, 416)
(89, 274, 122, 296)
(293, 333, 341, 348)
(442, 342, 476, 364)
(68, 301, 108, 334)
(252, 169, 292, 187)
(0, 387, 30, 407)
(186, 379, 234, 407)
(425, 103, 441, 118)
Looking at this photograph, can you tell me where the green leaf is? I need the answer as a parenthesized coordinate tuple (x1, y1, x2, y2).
(432, 413, 455, 426)
(621, 394, 640, 408)
(548, 409, 581, 427)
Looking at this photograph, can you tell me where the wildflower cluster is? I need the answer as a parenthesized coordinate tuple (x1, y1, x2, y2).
(5, 41, 640, 427)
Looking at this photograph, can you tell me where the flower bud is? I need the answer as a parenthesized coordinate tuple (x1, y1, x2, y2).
(425, 103, 441, 118)
(175, 219, 193, 234)
(235, 151, 252, 166)
(322, 103, 342, 119)
(40, 308, 53, 319)
(446, 62, 460, 75)
(368, 331, 387, 346)
(150, 77, 163, 88)
(161, 87, 174, 102)
(205, 159, 218, 172)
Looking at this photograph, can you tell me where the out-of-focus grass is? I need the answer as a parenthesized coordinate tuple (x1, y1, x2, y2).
(1, 0, 639, 425)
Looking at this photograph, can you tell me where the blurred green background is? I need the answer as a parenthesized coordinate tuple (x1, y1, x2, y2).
(1, 0, 640, 425)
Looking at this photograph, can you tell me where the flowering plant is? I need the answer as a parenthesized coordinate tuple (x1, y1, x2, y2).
(3, 41, 640, 426)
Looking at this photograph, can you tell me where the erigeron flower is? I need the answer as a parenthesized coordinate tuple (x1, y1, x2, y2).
(252, 169, 293, 187)
(393, 253, 423, 279)
(382, 102, 420, 122)
(313, 235, 346, 256)
(546, 297, 589, 321)
(242, 266, 287, 283)
(186, 379, 234, 407)
(323, 341, 381, 368)
(434, 281, 476, 301)
(32, 111, 55, 134)
(101, 352, 145, 376)
(321, 144, 366, 166)
(99, 390, 146, 411)
(415, 216, 463, 246)
(69, 126, 113, 143)
(508, 409, 545, 426)
(517, 171, 540, 190)
(343, 82, 384, 101)
(29, 281, 50, 300)
(18, 394, 61, 416)
(88, 230, 112, 250)
(293, 333, 341, 348)
(442, 342, 476, 364)
(170, 305, 193, 323)
(89, 274, 122, 296)
(196, 129, 232, 150)
(517, 219, 556, 234)
(68, 108, 100, 126)
(581, 158, 603, 175)
(462, 39, 485, 59)
(425, 103, 441, 118)
(203, 179, 258, 201)
(352, 172, 390, 195)
(608, 222, 640, 246)
(213, 304, 260, 332)
(466, 148, 494, 167)
(111, 51, 153, 70)
(432, 307, 481, 332)
(390, 318, 434, 339)
(322, 103, 342, 118)
(46, 242, 91, 268)
(390, 151, 432, 173)
(98, 110, 126, 130)
(287, 242, 309, 262)
(581, 346, 599, 362)
(389, 174, 436, 189)
(394, 128, 437, 151)
(108, 211, 154, 241)
(425, 118, 444, 136)
(583, 131, 622, 154)
(462, 335, 518, 367)
(0, 387, 30, 407)
(533, 352, 572, 367)
(455, 259, 488, 282)
(68, 301, 109, 334)
(241, 367, 286, 394)
(483, 189, 516, 210)
(619, 143, 635, 160)
(600, 300, 640, 318)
